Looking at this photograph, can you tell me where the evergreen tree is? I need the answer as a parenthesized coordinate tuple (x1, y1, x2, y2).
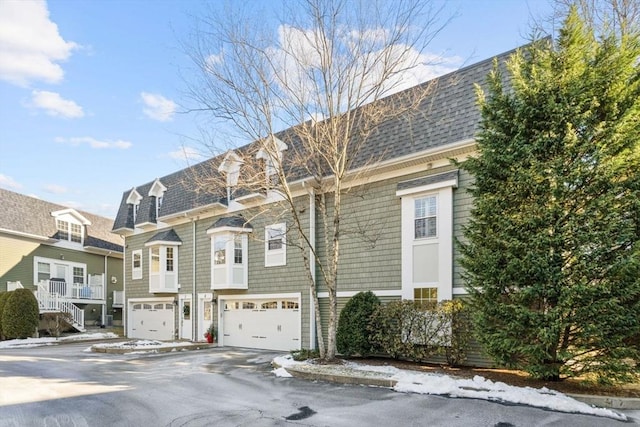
(460, 7, 640, 383)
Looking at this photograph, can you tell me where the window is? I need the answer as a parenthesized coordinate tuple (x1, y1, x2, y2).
(73, 267, 84, 285)
(209, 230, 249, 290)
(132, 250, 142, 280)
(57, 220, 69, 240)
(414, 196, 437, 239)
(234, 237, 243, 264)
(261, 301, 278, 309)
(414, 287, 438, 309)
(147, 245, 179, 293)
(56, 220, 83, 243)
(242, 301, 256, 309)
(282, 300, 299, 309)
(151, 247, 160, 273)
(133, 203, 140, 222)
(166, 247, 174, 272)
(214, 237, 226, 265)
(265, 223, 286, 267)
(37, 262, 50, 282)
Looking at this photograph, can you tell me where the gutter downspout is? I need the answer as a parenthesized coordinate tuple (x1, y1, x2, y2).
(121, 236, 126, 336)
(103, 251, 112, 326)
(192, 217, 197, 342)
(303, 183, 317, 350)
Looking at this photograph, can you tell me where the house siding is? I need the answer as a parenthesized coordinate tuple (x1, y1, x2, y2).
(453, 168, 474, 291)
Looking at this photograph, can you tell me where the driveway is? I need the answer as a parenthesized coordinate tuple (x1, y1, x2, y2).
(0, 343, 636, 426)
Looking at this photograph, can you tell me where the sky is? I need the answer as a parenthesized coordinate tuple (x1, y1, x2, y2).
(0, 0, 555, 220)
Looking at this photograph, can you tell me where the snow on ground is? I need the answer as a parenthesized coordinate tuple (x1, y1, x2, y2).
(272, 355, 627, 421)
(0, 332, 119, 349)
(90, 339, 197, 352)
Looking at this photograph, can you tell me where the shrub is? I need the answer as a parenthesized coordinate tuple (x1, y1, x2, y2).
(336, 291, 381, 357)
(369, 299, 470, 365)
(291, 348, 320, 361)
(0, 291, 12, 340)
(41, 312, 73, 337)
(2, 288, 39, 339)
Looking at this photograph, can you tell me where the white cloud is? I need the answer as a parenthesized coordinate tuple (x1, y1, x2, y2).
(29, 90, 84, 118)
(43, 184, 68, 194)
(168, 146, 205, 161)
(0, 0, 78, 86)
(0, 174, 23, 190)
(55, 136, 132, 150)
(140, 92, 176, 122)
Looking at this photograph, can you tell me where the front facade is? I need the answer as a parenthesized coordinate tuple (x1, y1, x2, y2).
(112, 49, 509, 353)
(0, 189, 124, 330)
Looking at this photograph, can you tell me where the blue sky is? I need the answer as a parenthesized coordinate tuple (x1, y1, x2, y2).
(0, 0, 554, 219)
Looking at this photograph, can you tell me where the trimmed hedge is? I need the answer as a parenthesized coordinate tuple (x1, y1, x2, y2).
(336, 291, 381, 357)
(0, 291, 11, 340)
(2, 288, 39, 339)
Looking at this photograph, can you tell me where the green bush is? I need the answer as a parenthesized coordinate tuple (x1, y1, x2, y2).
(2, 288, 39, 339)
(336, 291, 381, 357)
(0, 291, 12, 340)
(369, 299, 470, 365)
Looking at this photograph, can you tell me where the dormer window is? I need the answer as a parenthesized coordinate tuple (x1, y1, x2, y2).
(57, 220, 83, 243)
(218, 151, 243, 201)
(256, 136, 287, 185)
(126, 188, 142, 224)
(51, 208, 90, 246)
(148, 179, 167, 219)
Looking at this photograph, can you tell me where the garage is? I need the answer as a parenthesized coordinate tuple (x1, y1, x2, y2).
(221, 296, 300, 351)
(128, 299, 175, 340)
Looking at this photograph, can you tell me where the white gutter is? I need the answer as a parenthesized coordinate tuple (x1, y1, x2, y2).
(192, 217, 197, 342)
(121, 235, 127, 337)
(103, 251, 112, 326)
(303, 183, 317, 350)
(0, 228, 55, 242)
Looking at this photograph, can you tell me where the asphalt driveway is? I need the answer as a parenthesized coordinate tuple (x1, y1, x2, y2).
(0, 343, 636, 426)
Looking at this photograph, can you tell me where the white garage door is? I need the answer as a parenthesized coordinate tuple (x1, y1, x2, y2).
(129, 301, 174, 340)
(222, 298, 300, 351)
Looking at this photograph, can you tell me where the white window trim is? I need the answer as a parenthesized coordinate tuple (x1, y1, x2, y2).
(265, 223, 286, 267)
(131, 249, 143, 280)
(33, 256, 87, 286)
(414, 194, 438, 240)
(145, 243, 179, 293)
(208, 229, 249, 290)
(398, 182, 455, 303)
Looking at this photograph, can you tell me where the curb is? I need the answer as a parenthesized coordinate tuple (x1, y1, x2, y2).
(90, 343, 216, 354)
(283, 366, 640, 411)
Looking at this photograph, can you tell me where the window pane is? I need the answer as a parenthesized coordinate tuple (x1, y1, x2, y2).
(214, 237, 226, 265)
(70, 223, 82, 243)
(37, 262, 50, 282)
(234, 237, 243, 264)
(73, 267, 84, 284)
(151, 248, 160, 273)
(133, 252, 141, 268)
(57, 220, 69, 240)
(414, 196, 437, 239)
(166, 247, 174, 272)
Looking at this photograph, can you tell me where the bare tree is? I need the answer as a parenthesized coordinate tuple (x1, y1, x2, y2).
(537, 0, 640, 37)
(183, 0, 450, 360)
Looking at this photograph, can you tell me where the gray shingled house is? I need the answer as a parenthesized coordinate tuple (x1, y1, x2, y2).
(111, 47, 510, 360)
(0, 188, 124, 331)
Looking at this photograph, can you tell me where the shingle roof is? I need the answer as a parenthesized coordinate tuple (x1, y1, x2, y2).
(397, 170, 459, 192)
(145, 229, 183, 244)
(113, 46, 517, 230)
(208, 215, 253, 231)
(0, 188, 123, 252)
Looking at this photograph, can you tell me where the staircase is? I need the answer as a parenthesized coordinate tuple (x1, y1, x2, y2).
(35, 283, 85, 332)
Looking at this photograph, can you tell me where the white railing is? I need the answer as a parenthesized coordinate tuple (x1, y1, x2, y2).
(7, 281, 24, 291)
(39, 277, 104, 301)
(35, 283, 85, 331)
(113, 290, 124, 308)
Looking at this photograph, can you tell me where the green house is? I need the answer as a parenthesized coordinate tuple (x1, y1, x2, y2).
(0, 188, 124, 330)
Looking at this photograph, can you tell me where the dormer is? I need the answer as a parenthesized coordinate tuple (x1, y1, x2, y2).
(148, 178, 167, 219)
(51, 208, 91, 245)
(126, 188, 142, 224)
(256, 135, 287, 185)
(218, 151, 243, 202)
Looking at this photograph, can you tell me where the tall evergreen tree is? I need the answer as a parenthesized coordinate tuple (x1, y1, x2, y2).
(460, 7, 640, 383)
